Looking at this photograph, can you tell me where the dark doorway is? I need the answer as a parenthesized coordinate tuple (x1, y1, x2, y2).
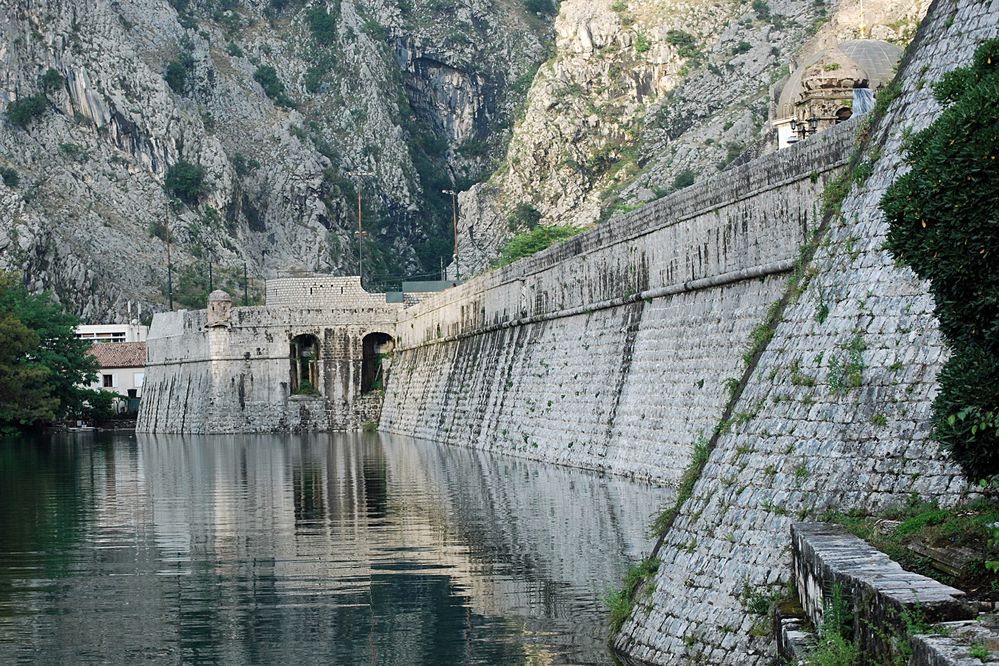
(361, 332, 394, 393)
(290, 334, 320, 394)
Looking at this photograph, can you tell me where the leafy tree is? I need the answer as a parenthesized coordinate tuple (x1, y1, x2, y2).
(880, 39, 999, 481)
(165, 52, 195, 94)
(0, 311, 58, 426)
(0, 273, 99, 428)
(5, 95, 48, 128)
(164, 160, 207, 205)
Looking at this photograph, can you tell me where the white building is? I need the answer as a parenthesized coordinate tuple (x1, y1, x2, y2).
(88, 342, 147, 409)
(76, 322, 149, 344)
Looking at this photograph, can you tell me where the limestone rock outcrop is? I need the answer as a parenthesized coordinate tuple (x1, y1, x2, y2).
(0, 0, 551, 321)
(456, 0, 930, 275)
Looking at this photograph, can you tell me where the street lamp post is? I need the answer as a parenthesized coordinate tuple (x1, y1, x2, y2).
(442, 189, 459, 282)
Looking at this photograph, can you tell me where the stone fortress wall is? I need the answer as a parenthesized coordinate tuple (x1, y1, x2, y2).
(614, 0, 999, 662)
(138, 277, 401, 433)
(135, 0, 999, 658)
(380, 123, 855, 484)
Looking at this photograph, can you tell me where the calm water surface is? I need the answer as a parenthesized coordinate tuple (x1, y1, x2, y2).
(0, 432, 673, 665)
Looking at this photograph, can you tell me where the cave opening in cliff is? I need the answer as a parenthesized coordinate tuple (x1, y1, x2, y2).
(290, 334, 320, 395)
(362, 332, 394, 394)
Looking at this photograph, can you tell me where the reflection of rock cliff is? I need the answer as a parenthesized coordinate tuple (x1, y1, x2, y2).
(0, 0, 550, 320)
(8, 433, 668, 664)
(456, 0, 928, 275)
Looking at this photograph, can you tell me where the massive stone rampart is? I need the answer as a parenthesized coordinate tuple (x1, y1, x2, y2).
(613, 1, 998, 662)
(380, 123, 854, 484)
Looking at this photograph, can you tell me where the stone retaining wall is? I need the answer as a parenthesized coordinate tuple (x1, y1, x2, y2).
(379, 124, 854, 484)
(614, 0, 998, 662)
(792, 523, 973, 662)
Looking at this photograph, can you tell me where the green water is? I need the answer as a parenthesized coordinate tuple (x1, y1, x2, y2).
(0, 432, 672, 665)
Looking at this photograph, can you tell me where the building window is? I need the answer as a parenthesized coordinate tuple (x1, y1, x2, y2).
(102, 374, 114, 388)
(133, 373, 144, 388)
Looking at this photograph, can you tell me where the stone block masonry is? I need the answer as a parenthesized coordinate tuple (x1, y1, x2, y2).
(614, 0, 999, 663)
(792, 523, 974, 662)
(138, 277, 402, 433)
(380, 122, 854, 485)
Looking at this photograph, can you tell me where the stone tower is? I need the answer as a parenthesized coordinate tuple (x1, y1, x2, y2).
(207, 290, 233, 328)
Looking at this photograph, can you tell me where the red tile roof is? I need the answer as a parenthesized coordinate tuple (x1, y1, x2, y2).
(89, 342, 146, 369)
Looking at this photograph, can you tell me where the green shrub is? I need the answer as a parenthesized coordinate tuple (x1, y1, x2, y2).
(306, 7, 337, 42)
(665, 30, 700, 60)
(606, 556, 660, 634)
(493, 225, 582, 267)
(751, 0, 770, 21)
(0, 167, 18, 187)
(40, 68, 64, 92)
(164, 160, 207, 205)
(524, 0, 553, 14)
(506, 202, 542, 231)
(634, 33, 651, 53)
(879, 39, 999, 481)
(671, 169, 695, 191)
(253, 65, 296, 108)
(165, 52, 195, 94)
(5, 95, 48, 128)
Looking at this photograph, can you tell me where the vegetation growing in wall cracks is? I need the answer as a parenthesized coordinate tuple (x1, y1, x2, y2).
(880, 39, 999, 482)
(606, 556, 659, 635)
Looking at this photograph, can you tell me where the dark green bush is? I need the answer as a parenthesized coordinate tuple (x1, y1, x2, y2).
(253, 65, 296, 108)
(524, 0, 554, 15)
(5, 95, 48, 128)
(0, 167, 18, 187)
(306, 7, 337, 42)
(164, 160, 207, 205)
(165, 52, 195, 94)
(40, 68, 64, 92)
(671, 169, 696, 191)
(665, 30, 700, 60)
(880, 38, 999, 481)
(507, 203, 542, 231)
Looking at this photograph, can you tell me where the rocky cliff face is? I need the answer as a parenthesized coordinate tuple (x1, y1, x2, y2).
(0, 0, 551, 321)
(456, 0, 928, 275)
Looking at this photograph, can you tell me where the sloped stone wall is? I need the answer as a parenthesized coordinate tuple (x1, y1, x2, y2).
(380, 125, 854, 484)
(614, 1, 999, 662)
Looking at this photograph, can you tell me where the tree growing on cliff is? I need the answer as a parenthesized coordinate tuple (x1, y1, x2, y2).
(880, 39, 999, 481)
(0, 273, 99, 430)
(164, 160, 207, 206)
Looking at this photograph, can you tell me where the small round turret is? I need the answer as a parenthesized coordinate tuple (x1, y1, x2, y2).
(207, 289, 233, 328)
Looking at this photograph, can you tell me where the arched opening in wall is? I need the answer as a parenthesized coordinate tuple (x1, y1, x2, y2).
(290, 334, 320, 395)
(835, 106, 853, 123)
(361, 332, 394, 394)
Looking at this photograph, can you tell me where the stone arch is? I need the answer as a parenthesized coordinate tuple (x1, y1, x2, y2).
(361, 332, 394, 394)
(290, 334, 320, 394)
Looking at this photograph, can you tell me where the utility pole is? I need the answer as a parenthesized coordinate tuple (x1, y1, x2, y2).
(355, 173, 373, 289)
(442, 189, 460, 282)
(208, 255, 213, 293)
(164, 219, 174, 310)
(243, 260, 248, 305)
